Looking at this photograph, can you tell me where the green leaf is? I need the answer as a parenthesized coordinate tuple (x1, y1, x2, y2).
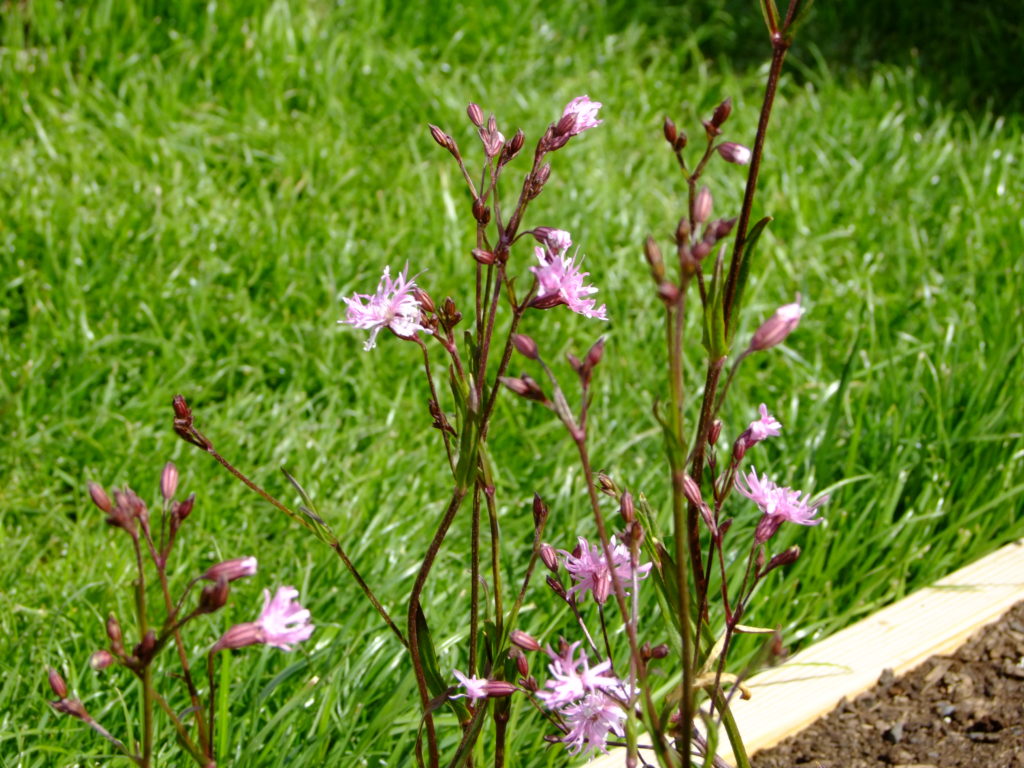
(727, 215, 773, 343)
(415, 605, 470, 722)
(702, 248, 729, 360)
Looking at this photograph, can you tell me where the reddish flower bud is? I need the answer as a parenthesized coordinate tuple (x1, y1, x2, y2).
(681, 475, 703, 507)
(513, 648, 530, 677)
(429, 124, 456, 154)
(754, 513, 784, 545)
(512, 334, 539, 360)
(644, 235, 665, 282)
(202, 556, 258, 583)
(502, 128, 525, 164)
(711, 97, 732, 128)
(546, 575, 567, 600)
(585, 336, 605, 370)
(466, 103, 484, 127)
(198, 579, 230, 615)
(657, 281, 680, 304)
(675, 217, 690, 244)
(531, 494, 549, 529)
(691, 241, 711, 261)
(134, 630, 157, 665)
(160, 461, 179, 501)
(539, 543, 559, 573)
(717, 141, 752, 165)
(106, 614, 123, 652)
(48, 668, 68, 699)
(413, 287, 436, 314)
(764, 546, 801, 575)
(90, 650, 114, 670)
(649, 643, 670, 660)
(674, 130, 688, 151)
(472, 198, 490, 224)
(510, 630, 542, 652)
(619, 492, 635, 524)
(749, 302, 804, 352)
(694, 186, 713, 224)
(596, 473, 618, 497)
(88, 483, 112, 513)
(708, 419, 723, 446)
(663, 116, 678, 146)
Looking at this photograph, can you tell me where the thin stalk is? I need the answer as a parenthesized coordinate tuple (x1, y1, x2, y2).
(483, 485, 504, 640)
(469, 486, 481, 676)
(130, 536, 154, 768)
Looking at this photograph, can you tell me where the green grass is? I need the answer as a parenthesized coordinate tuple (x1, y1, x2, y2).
(2, 0, 1023, 765)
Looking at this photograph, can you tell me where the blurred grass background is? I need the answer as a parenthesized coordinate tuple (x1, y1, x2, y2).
(1, 0, 1022, 765)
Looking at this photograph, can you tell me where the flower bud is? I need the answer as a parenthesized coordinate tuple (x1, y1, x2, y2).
(546, 575, 567, 600)
(619, 492, 635, 524)
(754, 513, 784, 545)
(88, 482, 112, 513)
(512, 334, 539, 360)
(644, 235, 665, 283)
(160, 461, 179, 501)
(106, 614, 123, 652)
(718, 518, 733, 538)
(675, 217, 690, 245)
(48, 668, 68, 699)
(663, 116, 678, 146)
(428, 124, 455, 154)
(708, 217, 737, 242)
(539, 543, 559, 573)
(510, 630, 542, 652)
(763, 546, 801, 575)
(472, 198, 490, 224)
(503, 128, 525, 162)
(708, 419, 722, 446)
(711, 97, 732, 128)
(717, 141, 752, 165)
(657, 281, 680, 304)
(134, 630, 157, 665)
(691, 241, 711, 261)
(531, 493, 549, 529)
(694, 186, 713, 224)
(202, 556, 258, 583)
(466, 103, 484, 127)
(749, 301, 804, 352)
(649, 643, 670, 660)
(681, 475, 703, 507)
(512, 647, 530, 677)
(585, 336, 605, 371)
(198, 578, 230, 615)
(413, 287, 436, 314)
(212, 621, 264, 653)
(90, 650, 114, 671)
(596, 473, 618, 497)
(674, 130, 688, 151)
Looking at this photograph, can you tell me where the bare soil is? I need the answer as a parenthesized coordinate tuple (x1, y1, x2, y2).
(751, 599, 1024, 767)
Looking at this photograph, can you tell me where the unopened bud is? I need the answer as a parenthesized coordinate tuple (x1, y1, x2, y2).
(512, 334, 539, 360)
(619, 492, 635, 524)
(174, 493, 195, 522)
(711, 97, 732, 128)
(531, 493, 549, 529)
(134, 630, 157, 665)
(681, 475, 703, 507)
(657, 281, 680, 304)
(708, 419, 722, 446)
(521, 675, 539, 692)
(160, 462, 179, 501)
(708, 217, 737, 242)
(413, 287, 436, 314)
(106, 614, 123, 652)
(88, 482, 112, 513)
(539, 543, 559, 572)
(198, 579, 230, 614)
(48, 668, 68, 698)
(717, 141, 751, 165)
(510, 630, 542, 652)
(585, 336, 605, 371)
(533, 163, 551, 187)
(471, 248, 496, 265)
(472, 198, 490, 224)
(649, 643, 670, 660)
(202, 556, 258, 583)
(546, 575, 567, 600)
(663, 116, 678, 146)
(754, 514, 784, 545)
(694, 186, 713, 224)
(499, 375, 545, 403)
(596, 473, 619, 498)
(466, 103, 484, 127)
(674, 130, 688, 151)
(691, 241, 711, 261)
(513, 648, 530, 677)
(749, 302, 804, 352)
(90, 650, 114, 670)
(503, 128, 525, 162)
(429, 124, 455, 154)
(675, 217, 690, 244)
(644, 235, 665, 282)
(764, 546, 801, 575)
(718, 518, 733, 538)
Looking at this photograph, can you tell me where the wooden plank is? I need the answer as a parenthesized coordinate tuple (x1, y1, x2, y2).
(589, 539, 1024, 767)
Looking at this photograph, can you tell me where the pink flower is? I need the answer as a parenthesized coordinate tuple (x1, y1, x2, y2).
(531, 227, 573, 256)
(452, 670, 517, 703)
(560, 95, 603, 136)
(560, 536, 651, 605)
(561, 691, 626, 756)
(212, 586, 314, 652)
(538, 641, 622, 708)
(737, 404, 782, 453)
(452, 670, 489, 703)
(202, 556, 258, 583)
(749, 301, 804, 352)
(717, 141, 752, 165)
(339, 266, 430, 351)
(736, 468, 828, 543)
(529, 248, 607, 320)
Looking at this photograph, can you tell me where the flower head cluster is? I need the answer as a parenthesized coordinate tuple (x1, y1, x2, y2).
(212, 586, 314, 653)
(560, 535, 651, 604)
(538, 641, 625, 756)
(736, 468, 828, 543)
(529, 248, 607, 320)
(339, 266, 430, 351)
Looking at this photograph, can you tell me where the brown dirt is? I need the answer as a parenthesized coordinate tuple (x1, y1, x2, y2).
(751, 599, 1024, 768)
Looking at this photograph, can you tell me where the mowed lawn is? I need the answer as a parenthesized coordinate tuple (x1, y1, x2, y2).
(2, 1, 1022, 765)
